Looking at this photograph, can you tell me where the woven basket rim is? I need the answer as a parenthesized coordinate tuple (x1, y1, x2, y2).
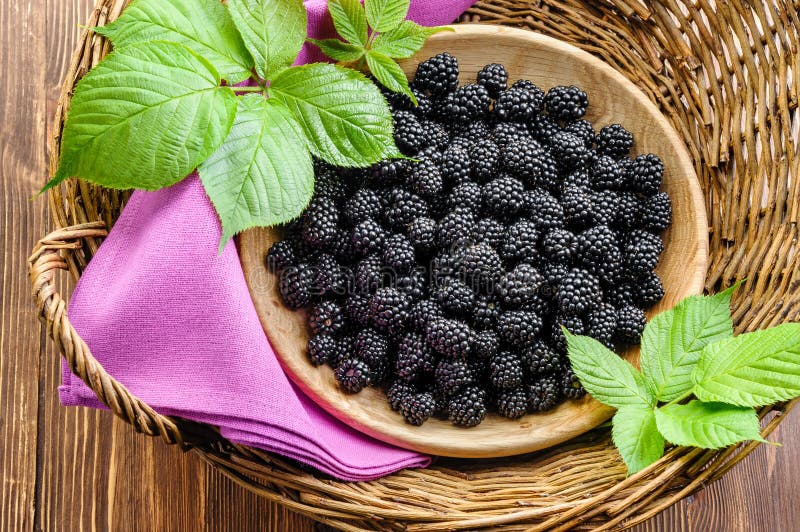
(30, 0, 800, 529)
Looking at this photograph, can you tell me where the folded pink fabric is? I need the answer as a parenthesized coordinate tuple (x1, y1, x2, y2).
(60, 0, 475, 481)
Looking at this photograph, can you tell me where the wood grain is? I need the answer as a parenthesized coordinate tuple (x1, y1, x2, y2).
(0, 0, 797, 530)
(239, 24, 708, 459)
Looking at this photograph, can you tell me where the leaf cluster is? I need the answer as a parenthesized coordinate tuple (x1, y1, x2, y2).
(47, 0, 448, 250)
(311, 0, 451, 103)
(566, 282, 800, 474)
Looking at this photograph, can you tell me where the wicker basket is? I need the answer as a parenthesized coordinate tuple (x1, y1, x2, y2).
(29, 0, 799, 529)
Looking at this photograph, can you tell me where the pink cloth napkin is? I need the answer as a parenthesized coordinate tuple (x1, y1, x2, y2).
(59, 0, 475, 481)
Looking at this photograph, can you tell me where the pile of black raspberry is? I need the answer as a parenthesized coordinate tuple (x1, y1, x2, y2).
(266, 52, 672, 427)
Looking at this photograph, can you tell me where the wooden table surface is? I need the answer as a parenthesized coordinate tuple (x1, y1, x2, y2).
(2, 1, 798, 530)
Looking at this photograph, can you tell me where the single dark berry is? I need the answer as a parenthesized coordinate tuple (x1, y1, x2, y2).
(492, 121, 531, 146)
(440, 147, 472, 185)
(497, 310, 542, 348)
(490, 351, 525, 390)
(634, 271, 665, 307)
(314, 253, 347, 296)
(529, 114, 560, 143)
(472, 329, 500, 359)
(550, 131, 589, 170)
(604, 282, 635, 309)
(496, 388, 529, 419)
(444, 83, 492, 123)
(494, 85, 544, 122)
(597, 124, 633, 159)
(312, 168, 349, 202)
(460, 242, 503, 290)
(301, 198, 339, 249)
(436, 209, 476, 249)
(576, 225, 623, 281)
(395, 269, 428, 301)
(501, 220, 540, 263)
(642, 192, 672, 232)
(498, 263, 544, 308)
(351, 218, 387, 256)
(523, 189, 564, 230)
(413, 52, 459, 96)
(434, 277, 476, 317)
(400, 392, 436, 425)
(482, 175, 526, 219)
(469, 139, 501, 182)
(335, 358, 371, 393)
(523, 341, 562, 376)
(369, 287, 411, 334)
(343, 188, 383, 225)
(563, 168, 591, 189)
(590, 155, 624, 190)
(309, 300, 345, 336)
(616, 304, 646, 344)
(279, 263, 316, 309)
(561, 368, 587, 399)
(369, 158, 408, 183)
(448, 181, 482, 212)
(453, 120, 493, 145)
(586, 303, 618, 346)
(393, 110, 425, 155)
(477, 63, 508, 97)
(590, 189, 621, 226)
(431, 251, 461, 283)
(354, 254, 385, 293)
(387, 380, 416, 411)
(307, 334, 338, 366)
(561, 186, 594, 229)
(528, 374, 562, 411)
(503, 139, 560, 192)
(557, 268, 602, 315)
(541, 261, 569, 296)
(448, 386, 487, 427)
(407, 216, 437, 249)
(624, 229, 663, 276)
(615, 192, 644, 231)
(385, 188, 430, 229)
(550, 314, 586, 354)
(345, 294, 372, 326)
(627, 153, 663, 196)
(563, 119, 596, 148)
(266, 240, 296, 272)
(382, 233, 416, 273)
(409, 299, 444, 333)
(354, 328, 389, 365)
(407, 158, 444, 198)
(471, 217, 506, 249)
(422, 120, 450, 150)
(435, 359, 473, 396)
(542, 228, 577, 262)
(396, 332, 436, 383)
(545, 85, 589, 120)
(471, 294, 501, 331)
(426, 317, 473, 359)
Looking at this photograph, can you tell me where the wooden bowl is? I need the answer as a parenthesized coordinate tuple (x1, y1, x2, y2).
(239, 25, 708, 458)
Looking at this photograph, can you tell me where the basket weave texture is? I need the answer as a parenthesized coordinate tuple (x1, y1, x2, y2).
(29, 0, 800, 529)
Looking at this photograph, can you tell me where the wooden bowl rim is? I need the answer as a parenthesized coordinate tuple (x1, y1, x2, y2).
(239, 24, 709, 458)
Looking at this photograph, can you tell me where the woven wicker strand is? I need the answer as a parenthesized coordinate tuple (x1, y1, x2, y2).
(29, 0, 799, 529)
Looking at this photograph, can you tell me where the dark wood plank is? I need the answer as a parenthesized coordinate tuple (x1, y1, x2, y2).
(0, 0, 49, 530)
(0, 0, 796, 531)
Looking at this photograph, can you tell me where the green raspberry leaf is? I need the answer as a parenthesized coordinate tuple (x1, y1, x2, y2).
(95, 0, 253, 83)
(372, 20, 453, 59)
(328, 0, 369, 46)
(308, 38, 365, 62)
(48, 41, 236, 191)
(199, 95, 313, 252)
(365, 50, 415, 103)
(654, 401, 765, 449)
(270, 63, 400, 166)
(228, 0, 307, 79)
(365, 0, 409, 32)
(691, 323, 800, 406)
(612, 406, 665, 474)
(641, 284, 738, 402)
(565, 331, 654, 408)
